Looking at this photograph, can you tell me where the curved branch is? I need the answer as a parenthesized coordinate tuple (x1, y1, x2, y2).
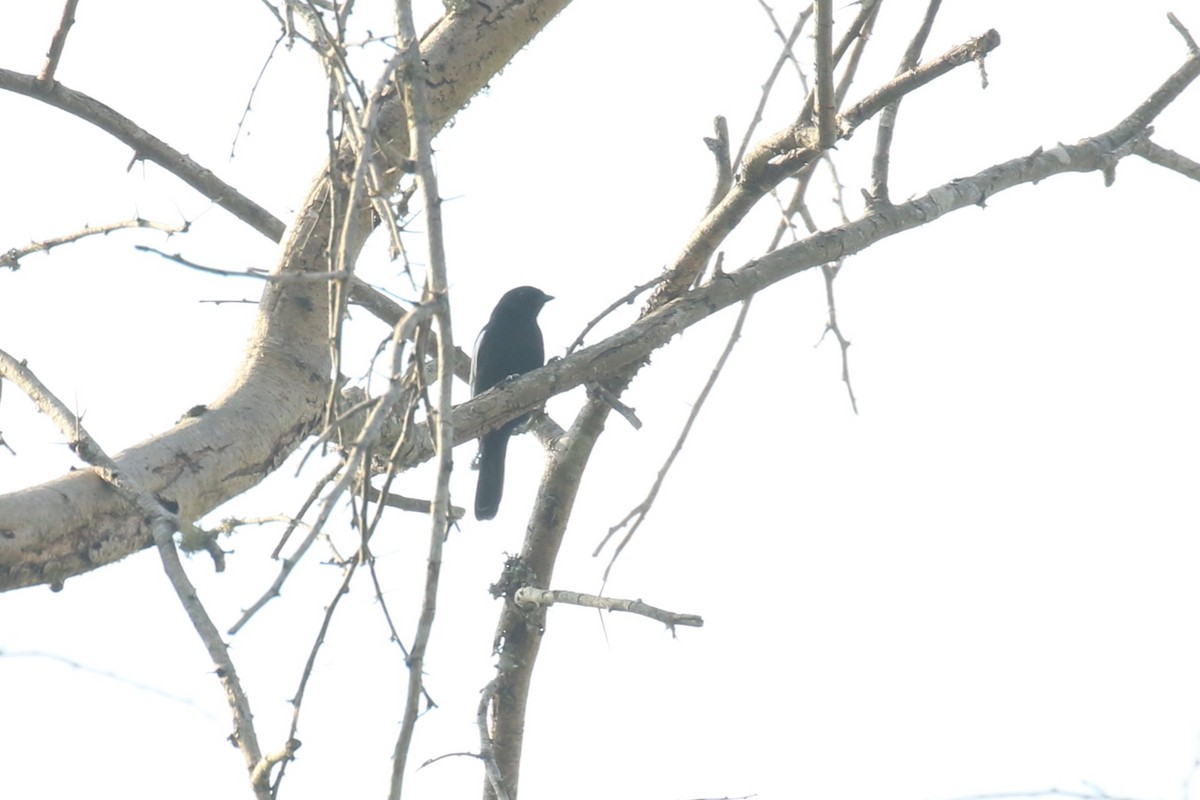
(0, 68, 287, 242)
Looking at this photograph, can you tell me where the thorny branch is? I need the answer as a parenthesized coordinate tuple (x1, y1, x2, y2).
(37, 0, 80, 85)
(870, 0, 944, 205)
(2, 219, 186, 270)
(0, 349, 269, 798)
(653, 27, 1001, 304)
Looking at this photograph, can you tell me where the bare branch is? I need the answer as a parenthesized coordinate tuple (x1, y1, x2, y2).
(0, 349, 268, 797)
(37, 0, 80, 85)
(389, 0, 457, 792)
(814, 0, 836, 148)
(477, 43, 1200, 790)
(587, 383, 642, 430)
(1169, 12, 1199, 53)
(566, 276, 663, 355)
(135, 245, 349, 282)
(230, 33, 287, 160)
(0, 69, 286, 242)
(2, 218, 186, 270)
(816, 260, 858, 412)
(657, 28, 1002, 305)
(870, 0, 944, 205)
(478, 676, 513, 800)
(4, 28, 1194, 599)
(595, 299, 751, 578)
(1132, 138, 1200, 181)
(733, 8, 812, 169)
(513, 586, 704, 629)
(704, 115, 733, 213)
(270, 557, 358, 796)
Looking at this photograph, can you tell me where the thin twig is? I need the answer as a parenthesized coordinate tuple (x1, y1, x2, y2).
(2, 218, 186, 270)
(37, 0, 80, 85)
(595, 299, 752, 579)
(0, 69, 285, 241)
(817, 261, 858, 412)
(566, 276, 664, 354)
(1132, 138, 1200, 181)
(388, 0, 457, 796)
(704, 116, 733, 214)
(229, 465, 341, 635)
(135, 245, 349, 282)
(657, 27, 1002, 303)
(1169, 13, 1199, 53)
(813, 155, 859, 413)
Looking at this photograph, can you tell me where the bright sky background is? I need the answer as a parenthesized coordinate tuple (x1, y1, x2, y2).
(2, 2, 1200, 800)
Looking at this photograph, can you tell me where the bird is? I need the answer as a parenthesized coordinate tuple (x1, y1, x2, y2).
(471, 286, 553, 521)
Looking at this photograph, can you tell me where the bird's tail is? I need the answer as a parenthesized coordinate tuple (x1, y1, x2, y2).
(474, 431, 509, 521)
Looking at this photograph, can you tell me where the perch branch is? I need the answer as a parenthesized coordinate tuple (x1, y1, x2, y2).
(513, 586, 704, 630)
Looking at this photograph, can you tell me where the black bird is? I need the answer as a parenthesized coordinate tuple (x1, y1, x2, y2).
(472, 286, 553, 521)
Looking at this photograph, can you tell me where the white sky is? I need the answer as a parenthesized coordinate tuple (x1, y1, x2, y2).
(2, 2, 1200, 799)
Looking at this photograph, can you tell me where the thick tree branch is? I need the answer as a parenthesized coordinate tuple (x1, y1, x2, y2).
(513, 587, 704, 629)
(0, 0, 575, 593)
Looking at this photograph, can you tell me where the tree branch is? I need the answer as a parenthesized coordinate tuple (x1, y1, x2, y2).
(0, 349, 268, 797)
(0, 68, 287, 242)
(37, 0, 80, 85)
(513, 587, 704, 630)
(475, 39, 1200, 795)
(870, 0, 944, 205)
(0, 0, 576, 593)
